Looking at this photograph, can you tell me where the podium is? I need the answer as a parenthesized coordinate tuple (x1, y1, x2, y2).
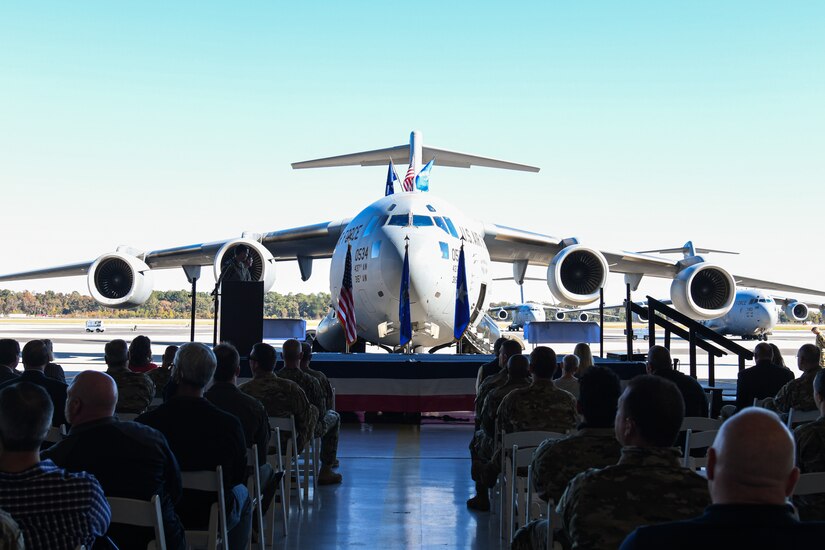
(219, 281, 263, 377)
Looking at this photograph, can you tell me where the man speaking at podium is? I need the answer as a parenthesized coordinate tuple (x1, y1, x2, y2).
(222, 245, 252, 283)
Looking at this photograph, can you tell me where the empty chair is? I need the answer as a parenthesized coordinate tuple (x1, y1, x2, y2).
(680, 417, 722, 432)
(787, 407, 820, 428)
(793, 472, 825, 496)
(180, 467, 229, 550)
(269, 415, 302, 512)
(508, 444, 537, 542)
(682, 428, 719, 471)
(107, 494, 167, 550)
(246, 445, 265, 549)
(118, 413, 140, 422)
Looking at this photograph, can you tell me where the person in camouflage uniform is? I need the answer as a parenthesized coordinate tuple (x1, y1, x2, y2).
(473, 339, 523, 430)
(764, 344, 822, 414)
(300, 342, 342, 468)
(104, 339, 155, 414)
(793, 369, 825, 520)
(278, 339, 342, 485)
(813, 326, 825, 367)
(474, 336, 509, 392)
(148, 345, 178, 399)
(554, 375, 709, 550)
(240, 342, 317, 453)
(512, 366, 624, 550)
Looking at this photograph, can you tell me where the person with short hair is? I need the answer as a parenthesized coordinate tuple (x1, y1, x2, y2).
(764, 344, 823, 414)
(105, 339, 155, 414)
(0, 339, 20, 384)
(128, 335, 157, 374)
(573, 342, 594, 378)
(149, 344, 178, 397)
(736, 342, 795, 411)
(474, 338, 522, 429)
(299, 341, 344, 474)
(512, 366, 624, 550)
(42, 371, 186, 550)
(42, 339, 66, 383)
(554, 354, 581, 399)
(622, 408, 825, 548)
(221, 245, 252, 283)
(240, 343, 318, 453)
(0, 382, 110, 549)
(0, 339, 68, 426)
(793, 369, 825, 520)
(646, 345, 708, 418)
(475, 336, 509, 391)
(137, 343, 252, 549)
(557, 375, 710, 550)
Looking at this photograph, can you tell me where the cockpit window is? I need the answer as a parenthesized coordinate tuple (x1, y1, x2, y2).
(412, 215, 434, 227)
(443, 217, 460, 238)
(749, 299, 756, 304)
(387, 204, 397, 211)
(363, 216, 380, 237)
(387, 214, 409, 227)
(434, 217, 450, 235)
(426, 204, 436, 212)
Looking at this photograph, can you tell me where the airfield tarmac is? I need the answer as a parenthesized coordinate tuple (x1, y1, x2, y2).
(0, 319, 816, 385)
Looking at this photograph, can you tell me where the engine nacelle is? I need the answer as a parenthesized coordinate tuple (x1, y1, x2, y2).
(578, 312, 589, 322)
(497, 309, 509, 320)
(633, 308, 649, 323)
(670, 264, 736, 320)
(88, 252, 154, 309)
(547, 245, 609, 306)
(554, 311, 566, 321)
(213, 239, 276, 291)
(784, 301, 809, 322)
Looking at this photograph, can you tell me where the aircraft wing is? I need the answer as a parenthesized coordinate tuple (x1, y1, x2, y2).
(0, 219, 350, 282)
(732, 276, 825, 297)
(770, 296, 825, 311)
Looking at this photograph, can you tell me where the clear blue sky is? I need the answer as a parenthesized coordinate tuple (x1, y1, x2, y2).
(1, 1, 823, 305)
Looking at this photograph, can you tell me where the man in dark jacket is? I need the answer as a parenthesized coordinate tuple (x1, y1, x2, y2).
(735, 342, 794, 411)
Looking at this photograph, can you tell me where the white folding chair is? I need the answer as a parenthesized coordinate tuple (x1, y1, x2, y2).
(787, 408, 820, 428)
(246, 445, 265, 549)
(180, 466, 229, 550)
(150, 397, 164, 409)
(268, 428, 288, 538)
(118, 413, 140, 422)
(107, 494, 167, 550)
(682, 428, 719, 471)
(680, 417, 722, 432)
(508, 445, 538, 542)
(499, 431, 565, 540)
(793, 472, 825, 496)
(45, 424, 67, 444)
(269, 415, 303, 511)
(524, 464, 563, 550)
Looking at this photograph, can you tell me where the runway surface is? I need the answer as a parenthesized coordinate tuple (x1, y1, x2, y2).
(0, 320, 816, 385)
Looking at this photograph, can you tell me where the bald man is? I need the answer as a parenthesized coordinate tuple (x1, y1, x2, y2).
(42, 371, 186, 550)
(621, 408, 825, 549)
(735, 342, 794, 411)
(646, 345, 708, 418)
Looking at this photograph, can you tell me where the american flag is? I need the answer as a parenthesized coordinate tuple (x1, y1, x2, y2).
(402, 159, 416, 192)
(338, 244, 357, 346)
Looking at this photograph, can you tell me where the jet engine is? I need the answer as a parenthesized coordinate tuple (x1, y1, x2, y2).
(213, 239, 276, 291)
(547, 245, 609, 306)
(497, 309, 509, 320)
(87, 252, 154, 309)
(633, 308, 649, 323)
(784, 301, 809, 322)
(578, 312, 589, 322)
(670, 264, 736, 320)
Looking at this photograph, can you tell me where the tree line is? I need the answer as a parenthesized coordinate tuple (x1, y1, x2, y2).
(0, 289, 333, 320)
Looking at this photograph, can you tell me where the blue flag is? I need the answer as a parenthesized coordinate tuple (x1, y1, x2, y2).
(454, 243, 470, 340)
(385, 160, 398, 196)
(415, 158, 434, 192)
(399, 242, 412, 346)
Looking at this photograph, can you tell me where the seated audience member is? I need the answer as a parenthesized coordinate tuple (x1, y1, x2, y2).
(105, 339, 155, 414)
(764, 343, 822, 414)
(475, 336, 509, 392)
(148, 344, 178, 396)
(0, 339, 20, 384)
(467, 354, 531, 511)
(240, 342, 318, 452)
(128, 335, 158, 373)
(0, 383, 110, 549)
(554, 354, 581, 399)
(0, 339, 67, 426)
(42, 371, 186, 550)
(793, 369, 825, 520)
(137, 343, 251, 549)
(277, 339, 342, 484)
(573, 342, 594, 378)
(474, 339, 522, 429)
(556, 375, 710, 549)
(0, 509, 23, 550)
(622, 408, 825, 548)
(206, 343, 278, 513)
(300, 342, 335, 412)
(769, 342, 787, 368)
(512, 366, 624, 549)
(646, 345, 708, 418)
(43, 339, 66, 383)
(736, 342, 794, 411)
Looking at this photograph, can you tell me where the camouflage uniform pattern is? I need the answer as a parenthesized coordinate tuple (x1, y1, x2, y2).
(556, 446, 710, 550)
(277, 366, 340, 464)
(763, 368, 821, 413)
(817, 331, 825, 367)
(794, 416, 825, 520)
(240, 372, 318, 451)
(107, 365, 155, 414)
(474, 367, 508, 423)
(306, 367, 335, 411)
(148, 367, 172, 397)
(469, 376, 531, 465)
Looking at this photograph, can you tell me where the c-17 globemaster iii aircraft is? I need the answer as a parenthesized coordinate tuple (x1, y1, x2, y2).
(2, 131, 825, 352)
